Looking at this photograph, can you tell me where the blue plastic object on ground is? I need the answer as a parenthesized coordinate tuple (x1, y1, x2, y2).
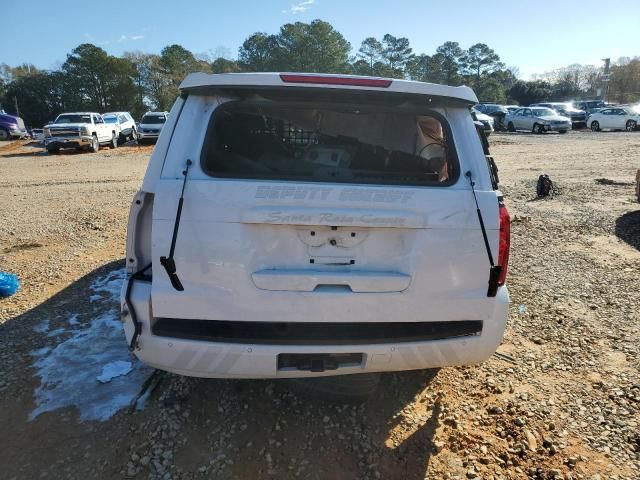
(0, 272, 20, 297)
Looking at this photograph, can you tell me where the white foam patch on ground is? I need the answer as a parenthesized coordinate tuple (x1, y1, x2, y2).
(97, 360, 133, 383)
(30, 268, 152, 422)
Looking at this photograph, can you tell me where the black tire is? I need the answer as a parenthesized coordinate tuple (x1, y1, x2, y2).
(109, 132, 117, 149)
(46, 146, 59, 154)
(89, 134, 99, 153)
(626, 120, 637, 132)
(591, 121, 600, 132)
(558, 130, 568, 134)
(0, 128, 9, 141)
(507, 122, 516, 132)
(532, 123, 543, 134)
(138, 138, 146, 145)
(118, 132, 127, 145)
(290, 373, 381, 403)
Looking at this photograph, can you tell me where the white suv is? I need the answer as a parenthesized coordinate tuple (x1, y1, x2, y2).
(102, 112, 137, 144)
(137, 111, 169, 144)
(121, 73, 510, 386)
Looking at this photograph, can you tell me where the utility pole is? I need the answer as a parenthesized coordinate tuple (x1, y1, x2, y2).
(601, 58, 610, 102)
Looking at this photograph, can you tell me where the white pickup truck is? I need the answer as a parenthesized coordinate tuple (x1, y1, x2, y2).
(44, 112, 118, 153)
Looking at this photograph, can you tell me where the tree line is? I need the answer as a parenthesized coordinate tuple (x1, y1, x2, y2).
(1, 19, 638, 128)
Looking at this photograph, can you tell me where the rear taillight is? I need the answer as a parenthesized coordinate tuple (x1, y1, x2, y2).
(279, 74, 392, 88)
(497, 203, 511, 286)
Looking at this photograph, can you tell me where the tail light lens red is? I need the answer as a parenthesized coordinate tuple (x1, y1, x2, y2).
(279, 74, 392, 88)
(497, 203, 511, 286)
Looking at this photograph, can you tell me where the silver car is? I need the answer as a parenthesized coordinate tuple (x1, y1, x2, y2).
(505, 107, 571, 134)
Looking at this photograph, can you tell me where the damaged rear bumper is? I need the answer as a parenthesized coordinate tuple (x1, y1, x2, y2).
(122, 280, 509, 379)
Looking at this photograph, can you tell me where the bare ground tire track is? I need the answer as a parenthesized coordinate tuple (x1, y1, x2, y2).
(0, 133, 638, 479)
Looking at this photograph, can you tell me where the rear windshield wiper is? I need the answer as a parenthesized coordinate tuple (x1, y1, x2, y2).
(465, 171, 501, 297)
(160, 159, 192, 291)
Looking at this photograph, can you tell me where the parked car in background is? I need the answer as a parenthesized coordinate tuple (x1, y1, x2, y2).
(574, 100, 606, 114)
(122, 72, 510, 387)
(471, 108, 494, 136)
(505, 107, 571, 134)
(504, 105, 520, 113)
(31, 128, 44, 141)
(475, 104, 509, 131)
(44, 112, 118, 153)
(475, 103, 504, 115)
(587, 107, 639, 132)
(102, 112, 137, 144)
(531, 102, 587, 128)
(137, 111, 169, 144)
(0, 111, 28, 140)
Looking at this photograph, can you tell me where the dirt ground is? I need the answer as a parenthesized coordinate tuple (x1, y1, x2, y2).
(0, 132, 639, 480)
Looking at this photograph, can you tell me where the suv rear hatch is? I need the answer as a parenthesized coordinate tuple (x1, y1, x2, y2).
(148, 83, 501, 341)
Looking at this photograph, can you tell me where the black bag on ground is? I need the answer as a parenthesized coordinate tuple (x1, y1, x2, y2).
(537, 174, 554, 197)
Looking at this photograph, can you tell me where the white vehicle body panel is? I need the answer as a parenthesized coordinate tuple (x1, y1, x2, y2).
(122, 73, 509, 379)
(588, 108, 640, 130)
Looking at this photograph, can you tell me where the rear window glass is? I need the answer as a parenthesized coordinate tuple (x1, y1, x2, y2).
(201, 101, 459, 186)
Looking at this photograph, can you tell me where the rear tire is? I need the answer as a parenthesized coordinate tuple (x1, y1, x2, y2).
(46, 146, 59, 154)
(507, 122, 515, 132)
(626, 120, 637, 132)
(591, 121, 600, 132)
(291, 373, 381, 403)
(558, 130, 568, 134)
(89, 134, 99, 153)
(0, 128, 9, 141)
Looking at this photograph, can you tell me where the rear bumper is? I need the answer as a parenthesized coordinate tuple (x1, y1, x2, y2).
(122, 281, 509, 378)
(9, 127, 28, 138)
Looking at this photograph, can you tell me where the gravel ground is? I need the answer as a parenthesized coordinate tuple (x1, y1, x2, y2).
(0, 132, 639, 480)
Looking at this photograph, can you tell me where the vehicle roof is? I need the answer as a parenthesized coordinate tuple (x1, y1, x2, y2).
(103, 111, 130, 115)
(180, 72, 479, 104)
(57, 112, 98, 115)
(143, 111, 169, 115)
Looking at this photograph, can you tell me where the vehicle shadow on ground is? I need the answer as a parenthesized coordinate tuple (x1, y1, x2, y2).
(0, 259, 136, 480)
(173, 367, 441, 479)
(1, 150, 51, 158)
(1, 260, 442, 480)
(615, 210, 640, 251)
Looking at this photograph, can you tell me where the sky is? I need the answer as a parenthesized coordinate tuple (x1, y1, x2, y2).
(2, 0, 639, 79)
